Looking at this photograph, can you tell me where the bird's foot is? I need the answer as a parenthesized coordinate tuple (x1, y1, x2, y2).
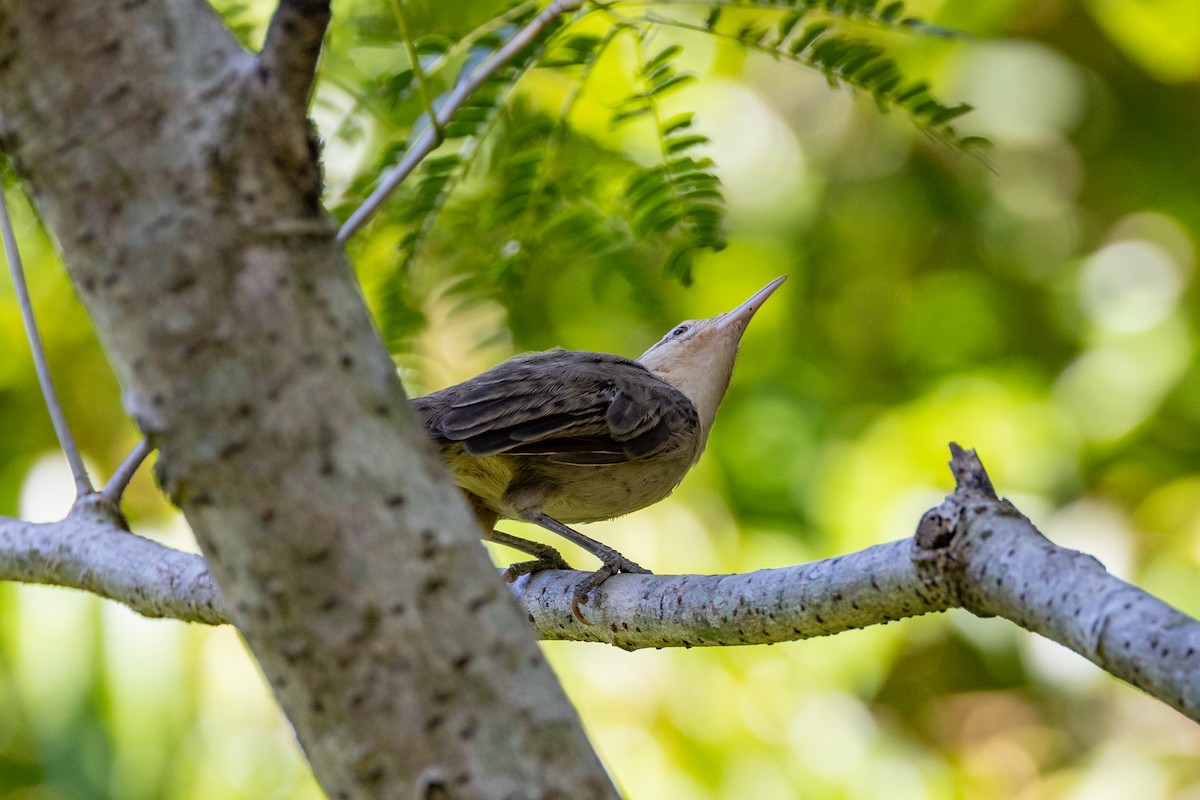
(571, 555, 651, 623)
(502, 551, 572, 582)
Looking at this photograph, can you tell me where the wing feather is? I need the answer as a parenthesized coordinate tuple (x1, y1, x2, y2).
(412, 350, 698, 465)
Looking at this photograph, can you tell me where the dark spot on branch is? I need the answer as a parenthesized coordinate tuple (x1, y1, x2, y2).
(420, 540, 439, 560)
(218, 440, 248, 459)
(168, 273, 196, 293)
(301, 545, 331, 565)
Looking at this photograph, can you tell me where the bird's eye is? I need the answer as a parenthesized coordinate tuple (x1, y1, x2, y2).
(669, 324, 690, 338)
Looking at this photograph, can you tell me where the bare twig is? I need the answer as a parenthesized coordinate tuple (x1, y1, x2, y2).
(260, 0, 333, 110)
(100, 438, 155, 506)
(336, 0, 584, 244)
(0, 186, 93, 497)
(389, 0, 443, 145)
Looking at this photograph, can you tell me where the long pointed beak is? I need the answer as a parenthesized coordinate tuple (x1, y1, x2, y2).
(715, 275, 787, 333)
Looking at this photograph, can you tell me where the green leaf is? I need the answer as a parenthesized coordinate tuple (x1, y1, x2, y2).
(665, 134, 710, 154)
(661, 113, 695, 136)
(643, 44, 684, 73)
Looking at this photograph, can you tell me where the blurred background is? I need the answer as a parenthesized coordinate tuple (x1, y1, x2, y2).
(3, 0, 1200, 797)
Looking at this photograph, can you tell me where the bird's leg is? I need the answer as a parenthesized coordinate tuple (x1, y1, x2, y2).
(483, 528, 572, 580)
(468, 493, 571, 579)
(526, 511, 651, 621)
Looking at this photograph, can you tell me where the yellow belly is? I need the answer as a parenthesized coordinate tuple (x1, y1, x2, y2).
(439, 443, 699, 524)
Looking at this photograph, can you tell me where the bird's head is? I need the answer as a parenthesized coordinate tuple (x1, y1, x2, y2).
(638, 276, 786, 442)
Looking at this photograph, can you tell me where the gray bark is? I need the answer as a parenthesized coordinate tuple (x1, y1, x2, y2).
(0, 0, 617, 797)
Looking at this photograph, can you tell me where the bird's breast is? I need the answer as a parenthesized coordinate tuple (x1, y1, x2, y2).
(533, 450, 697, 524)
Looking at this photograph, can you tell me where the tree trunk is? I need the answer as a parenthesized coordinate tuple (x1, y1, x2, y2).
(0, 0, 617, 796)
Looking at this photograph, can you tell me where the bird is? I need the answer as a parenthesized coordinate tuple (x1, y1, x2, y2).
(413, 276, 786, 618)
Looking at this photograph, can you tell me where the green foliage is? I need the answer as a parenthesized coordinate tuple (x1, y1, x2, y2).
(614, 40, 726, 285)
(208, 0, 267, 49)
(323, 0, 981, 320)
(653, 4, 983, 149)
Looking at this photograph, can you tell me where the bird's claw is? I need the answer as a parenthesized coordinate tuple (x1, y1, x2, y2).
(503, 553, 571, 582)
(571, 556, 652, 623)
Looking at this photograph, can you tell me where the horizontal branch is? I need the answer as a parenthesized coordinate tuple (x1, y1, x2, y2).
(0, 500, 226, 625)
(0, 506, 951, 639)
(511, 540, 954, 648)
(2, 445, 1197, 724)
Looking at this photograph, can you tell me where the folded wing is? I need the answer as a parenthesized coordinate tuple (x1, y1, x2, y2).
(413, 351, 699, 466)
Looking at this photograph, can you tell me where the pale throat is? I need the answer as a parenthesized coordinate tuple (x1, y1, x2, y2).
(641, 343, 738, 445)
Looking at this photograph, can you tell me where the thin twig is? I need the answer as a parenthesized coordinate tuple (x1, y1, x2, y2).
(389, 0, 444, 146)
(336, 0, 584, 244)
(0, 186, 93, 496)
(100, 438, 154, 506)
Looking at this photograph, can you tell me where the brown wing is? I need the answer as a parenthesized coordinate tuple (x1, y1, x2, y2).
(412, 350, 699, 466)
